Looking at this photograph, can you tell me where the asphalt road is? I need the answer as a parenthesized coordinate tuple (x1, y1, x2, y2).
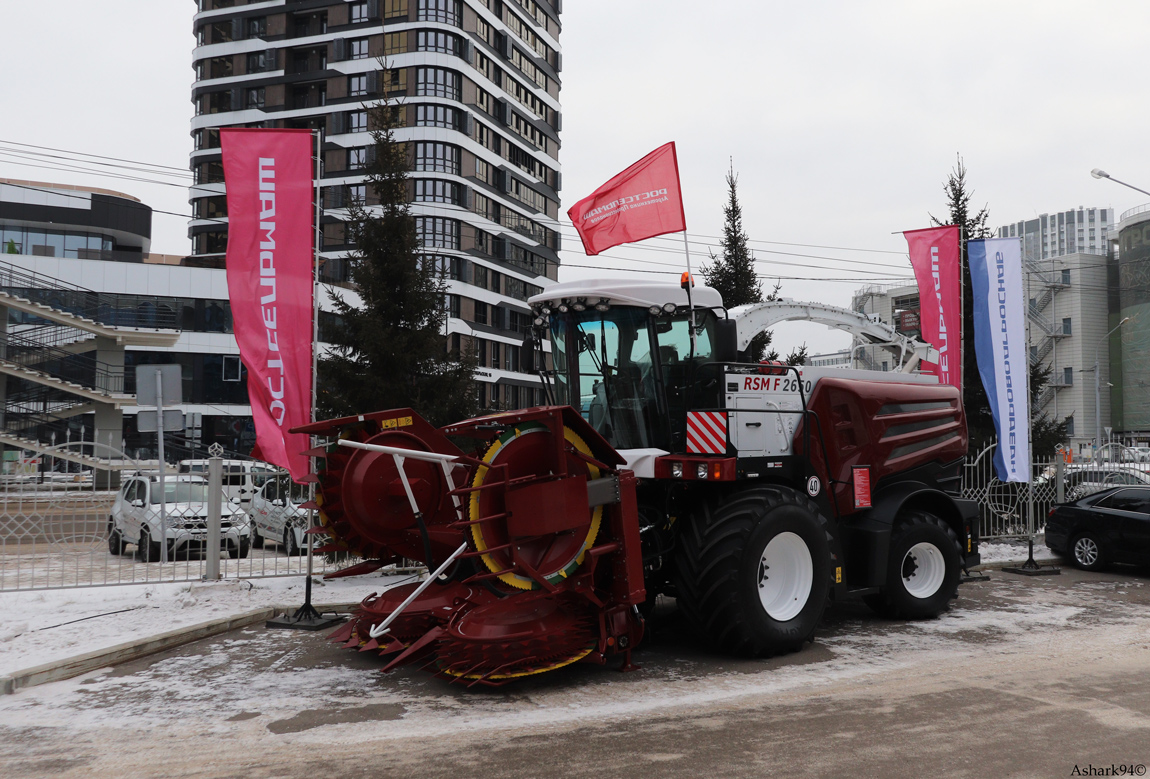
(2, 565, 1150, 778)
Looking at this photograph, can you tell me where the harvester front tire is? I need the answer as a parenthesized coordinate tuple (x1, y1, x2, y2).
(866, 511, 961, 619)
(674, 486, 833, 657)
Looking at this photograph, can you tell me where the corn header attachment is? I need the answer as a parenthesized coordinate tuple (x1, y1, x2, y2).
(293, 406, 646, 686)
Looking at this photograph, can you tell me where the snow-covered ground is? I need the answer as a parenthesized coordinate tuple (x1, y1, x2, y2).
(978, 537, 1059, 564)
(0, 572, 415, 676)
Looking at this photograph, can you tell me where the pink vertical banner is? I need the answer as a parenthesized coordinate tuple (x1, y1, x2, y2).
(221, 129, 314, 480)
(904, 225, 962, 390)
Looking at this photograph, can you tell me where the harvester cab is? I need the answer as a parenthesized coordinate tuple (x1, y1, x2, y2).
(298, 277, 981, 686)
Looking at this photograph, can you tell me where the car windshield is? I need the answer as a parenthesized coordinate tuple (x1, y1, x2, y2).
(151, 481, 213, 504)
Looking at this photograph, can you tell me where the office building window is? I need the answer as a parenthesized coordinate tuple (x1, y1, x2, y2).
(417, 30, 462, 56)
(350, 38, 370, 60)
(348, 74, 368, 97)
(415, 217, 460, 249)
(247, 51, 269, 73)
(474, 301, 488, 325)
(1061, 268, 1071, 285)
(1066, 416, 1075, 436)
(1063, 367, 1074, 386)
(414, 179, 462, 205)
(350, 2, 370, 23)
(1062, 318, 1072, 335)
(246, 87, 265, 109)
(222, 355, 242, 382)
(348, 147, 368, 169)
(417, 0, 461, 26)
(348, 110, 368, 133)
(414, 142, 460, 174)
(415, 67, 460, 100)
(415, 104, 459, 129)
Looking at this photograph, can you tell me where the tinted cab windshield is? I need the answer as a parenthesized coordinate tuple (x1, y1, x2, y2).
(550, 306, 718, 451)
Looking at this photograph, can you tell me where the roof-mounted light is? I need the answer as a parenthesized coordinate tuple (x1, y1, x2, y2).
(571, 298, 587, 312)
(662, 302, 677, 314)
(594, 298, 610, 312)
(648, 305, 662, 316)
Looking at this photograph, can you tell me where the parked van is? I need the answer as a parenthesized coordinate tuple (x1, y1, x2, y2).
(177, 459, 278, 508)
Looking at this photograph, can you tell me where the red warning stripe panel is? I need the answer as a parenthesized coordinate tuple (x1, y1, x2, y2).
(687, 411, 728, 454)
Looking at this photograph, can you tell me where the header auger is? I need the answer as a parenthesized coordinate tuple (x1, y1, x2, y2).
(295, 405, 646, 685)
(295, 278, 981, 686)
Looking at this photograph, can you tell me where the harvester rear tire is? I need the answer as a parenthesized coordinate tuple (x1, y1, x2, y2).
(674, 485, 833, 657)
(865, 511, 961, 619)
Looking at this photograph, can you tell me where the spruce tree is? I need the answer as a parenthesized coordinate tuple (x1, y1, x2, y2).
(702, 164, 804, 364)
(318, 101, 478, 426)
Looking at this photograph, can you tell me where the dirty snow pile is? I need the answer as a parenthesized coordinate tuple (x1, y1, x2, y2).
(0, 573, 412, 677)
(977, 537, 1059, 565)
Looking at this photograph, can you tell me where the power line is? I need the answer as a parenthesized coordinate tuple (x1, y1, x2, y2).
(0, 139, 192, 174)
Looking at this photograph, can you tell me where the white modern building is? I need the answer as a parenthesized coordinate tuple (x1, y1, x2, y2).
(996, 207, 1114, 261)
(188, 0, 562, 411)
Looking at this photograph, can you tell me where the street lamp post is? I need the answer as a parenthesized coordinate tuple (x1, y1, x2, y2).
(1091, 169, 1150, 198)
(1095, 317, 1130, 464)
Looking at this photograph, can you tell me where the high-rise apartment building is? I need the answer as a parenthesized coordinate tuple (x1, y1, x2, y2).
(188, 0, 562, 411)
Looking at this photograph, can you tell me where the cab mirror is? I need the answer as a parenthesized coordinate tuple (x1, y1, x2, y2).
(521, 334, 536, 374)
(715, 318, 739, 363)
(581, 333, 596, 353)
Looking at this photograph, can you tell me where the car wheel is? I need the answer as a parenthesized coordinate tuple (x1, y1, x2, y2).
(137, 528, 161, 562)
(284, 527, 300, 557)
(230, 538, 250, 559)
(107, 520, 126, 556)
(250, 524, 264, 549)
(1071, 532, 1107, 571)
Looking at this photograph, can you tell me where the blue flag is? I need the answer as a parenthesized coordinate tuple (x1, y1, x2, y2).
(969, 238, 1031, 483)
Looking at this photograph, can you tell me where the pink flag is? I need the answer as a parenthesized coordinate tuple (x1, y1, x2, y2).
(221, 129, 314, 480)
(904, 226, 962, 390)
(567, 142, 687, 256)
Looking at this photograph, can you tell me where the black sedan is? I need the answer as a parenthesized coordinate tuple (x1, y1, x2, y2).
(1046, 486, 1150, 571)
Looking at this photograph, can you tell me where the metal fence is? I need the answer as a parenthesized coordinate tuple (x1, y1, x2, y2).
(964, 443, 1150, 540)
(0, 442, 362, 592)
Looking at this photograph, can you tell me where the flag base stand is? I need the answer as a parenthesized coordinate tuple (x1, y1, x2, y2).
(1002, 539, 1061, 577)
(266, 574, 345, 631)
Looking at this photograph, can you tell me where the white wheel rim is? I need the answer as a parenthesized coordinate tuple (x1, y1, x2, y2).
(901, 542, 946, 599)
(1075, 537, 1098, 566)
(757, 531, 814, 621)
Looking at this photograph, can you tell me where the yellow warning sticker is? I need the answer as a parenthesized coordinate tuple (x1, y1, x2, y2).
(381, 418, 397, 430)
(835, 567, 842, 584)
(399, 416, 413, 427)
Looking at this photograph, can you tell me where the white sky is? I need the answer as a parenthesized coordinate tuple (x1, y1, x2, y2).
(3, 0, 1149, 354)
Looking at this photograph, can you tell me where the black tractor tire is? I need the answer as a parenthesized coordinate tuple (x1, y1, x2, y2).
(673, 485, 834, 657)
(1070, 531, 1106, 571)
(107, 520, 126, 556)
(137, 528, 162, 562)
(865, 511, 962, 619)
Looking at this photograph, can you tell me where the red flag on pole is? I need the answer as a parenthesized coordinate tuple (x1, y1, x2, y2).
(221, 128, 314, 481)
(903, 225, 962, 390)
(567, 142, 687, 256)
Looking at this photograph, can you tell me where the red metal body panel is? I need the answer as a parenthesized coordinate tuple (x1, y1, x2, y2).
(794, 377, 967, 517)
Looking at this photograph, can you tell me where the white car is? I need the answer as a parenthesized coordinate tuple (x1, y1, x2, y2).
(107, 473, 252, 561)
(249, 474, 319, 556)
(177, 459, 278, 509)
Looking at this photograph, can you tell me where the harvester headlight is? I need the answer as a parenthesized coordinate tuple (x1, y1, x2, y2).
(662, 302, 677, 314)
(697, 463, 709, 480)
(649, 305, 662, 316)
(671, 462, 683, 478)
(540, 302, 553, 315)
(594, 298, 611, 312)
(557, 301, 570, 313)
(571, 298, 587, 312)
(533, 316, 547, 327)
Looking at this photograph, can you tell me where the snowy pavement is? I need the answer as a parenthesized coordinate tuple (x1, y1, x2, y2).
(3, 565, 1150, 777)
(0, 573, 408, 676)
